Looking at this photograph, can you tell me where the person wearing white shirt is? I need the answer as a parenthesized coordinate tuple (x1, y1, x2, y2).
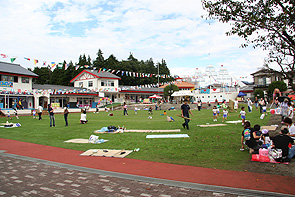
(288, 103, 294, 119)
(80, 110, 88, 124)
(38, 105, 43, 120)
(247, 98, 252, 112)
(283, 117, 295, 139)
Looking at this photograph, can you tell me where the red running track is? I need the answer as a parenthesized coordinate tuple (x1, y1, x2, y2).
(0, 138, 294, 195)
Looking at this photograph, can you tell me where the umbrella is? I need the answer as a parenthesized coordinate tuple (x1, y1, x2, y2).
(237, 92, 247, 97)
(149, 94, 162, 99)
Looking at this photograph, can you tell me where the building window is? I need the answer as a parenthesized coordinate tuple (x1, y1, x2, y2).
(1, 75, 14, 82)
(88, 81, 93, 87)
(101, 80, 114, 87)
(22, 77, 29, 83)
(79, 82, 83, 88)
(14, 76, 18, 82)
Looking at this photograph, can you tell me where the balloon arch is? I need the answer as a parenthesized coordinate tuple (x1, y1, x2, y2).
(98, 97, 112, 104)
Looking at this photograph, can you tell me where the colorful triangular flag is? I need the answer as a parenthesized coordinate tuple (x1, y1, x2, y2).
(34, 59, 38, 65)
(10, 57, 16, 63)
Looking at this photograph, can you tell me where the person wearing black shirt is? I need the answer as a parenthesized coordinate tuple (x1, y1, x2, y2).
(272, 127, 294, 161)
(241, 121, 261, 154)
(48, 104, 55, 127)
(181, 99, 193, 130)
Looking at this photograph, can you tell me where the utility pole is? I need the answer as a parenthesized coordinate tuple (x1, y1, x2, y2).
(158, 63, 160, 94)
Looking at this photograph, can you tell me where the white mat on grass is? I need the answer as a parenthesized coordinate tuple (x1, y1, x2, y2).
(146, 134, 189, 139)
(125, 129, 181, 133)
(64, 139, 108, 144)
(225, 120, 246, 123)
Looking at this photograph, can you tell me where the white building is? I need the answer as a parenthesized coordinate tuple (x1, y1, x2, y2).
(0, 61, 38, 109)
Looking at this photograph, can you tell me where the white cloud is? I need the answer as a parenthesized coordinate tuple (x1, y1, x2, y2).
(0, 0, 273, 80)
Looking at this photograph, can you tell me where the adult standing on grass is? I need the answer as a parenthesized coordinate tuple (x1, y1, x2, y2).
(259, 98, 265, 114)
(234, 99, 239, 112)
(254, 97, 259, 110)
(38, 105, 43, 120)
(247, 98, 252, 113)
(181, 99, 193, 130)
(48, 104, 55, 127)
(63, 105, 69, 126)
(123, 102, 128, 116)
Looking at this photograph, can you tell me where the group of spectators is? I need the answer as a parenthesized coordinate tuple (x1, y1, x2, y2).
(241, 117, 295, 162)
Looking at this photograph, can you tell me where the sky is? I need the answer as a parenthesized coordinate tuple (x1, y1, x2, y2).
(0, 0, 271, 82)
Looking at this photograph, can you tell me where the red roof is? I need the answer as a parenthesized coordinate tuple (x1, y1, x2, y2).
(159, 81, 195, 89)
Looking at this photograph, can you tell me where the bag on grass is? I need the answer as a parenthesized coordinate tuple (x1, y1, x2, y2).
(89, 135, 99, 143)
(269, 148, 282, 161)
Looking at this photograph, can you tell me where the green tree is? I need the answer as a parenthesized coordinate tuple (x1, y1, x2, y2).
(32, 67, 52, 84)
(267, 81, 287, 99)
(254, 89, 264, 99)
(202, 0, 295, 90)
(164, 84, 179, 102)
(93, 49, 105, 69)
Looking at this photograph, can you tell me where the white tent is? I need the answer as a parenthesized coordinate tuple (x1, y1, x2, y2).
(171, 91, 193, 97)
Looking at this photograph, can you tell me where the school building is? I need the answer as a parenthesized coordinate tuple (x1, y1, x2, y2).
(0, 61, 38, 109)
(0, 62, 168, 109)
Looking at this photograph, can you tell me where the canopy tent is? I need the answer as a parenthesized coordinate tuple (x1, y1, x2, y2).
(171, 91, 194, 97)
(149, 94, 162, 99)
(237, 92, 247, 97)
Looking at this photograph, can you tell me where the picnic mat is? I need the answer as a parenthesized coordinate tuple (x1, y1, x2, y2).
(225, 120, 244, 123)
(146, 134, 189, 139)
(125, 129, 181, 133)
(251, 154, 289, 164)
(197, 124, 227, 127)
(0, 123, 21, 128)
(261, 126, 277, 131)
(80, 149, 133, 158)
(64, 139, 108, 144)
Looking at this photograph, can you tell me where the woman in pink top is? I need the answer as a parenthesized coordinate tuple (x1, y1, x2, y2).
(123, 102, 128, 116)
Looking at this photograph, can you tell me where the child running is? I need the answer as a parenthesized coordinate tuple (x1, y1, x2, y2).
(6, 111, 12, 121)
(262, 106, 267, 116)
(148, 106, 153, 115)
(32, 109, 36, 119)
(239, 106, 246, 125)
(134, 105, 138, 115)
(222, 108, 229, 122)
(212, 106, 218, 121)
(14, 108, 19, 119)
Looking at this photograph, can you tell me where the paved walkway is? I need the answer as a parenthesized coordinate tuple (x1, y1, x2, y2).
(0, 138, 294, 196)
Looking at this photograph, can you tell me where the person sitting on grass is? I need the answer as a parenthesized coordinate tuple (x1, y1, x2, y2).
(241, 121, 261, 154)
(261, 129, 272, 148)
(283, 117, 295, 140)
(80, 110, 88, 124)
(238, 106, 246, 126)
(253, 124, 263, 144)
(272, 126, 295, 162)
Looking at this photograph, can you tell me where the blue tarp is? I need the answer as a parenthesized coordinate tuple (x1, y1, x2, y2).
(238, 92, 247, 97)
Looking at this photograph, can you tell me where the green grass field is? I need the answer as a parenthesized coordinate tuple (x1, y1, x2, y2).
(0, 105, 270, 171)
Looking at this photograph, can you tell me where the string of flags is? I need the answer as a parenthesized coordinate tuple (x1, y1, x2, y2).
(0, 53, 173, 78)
